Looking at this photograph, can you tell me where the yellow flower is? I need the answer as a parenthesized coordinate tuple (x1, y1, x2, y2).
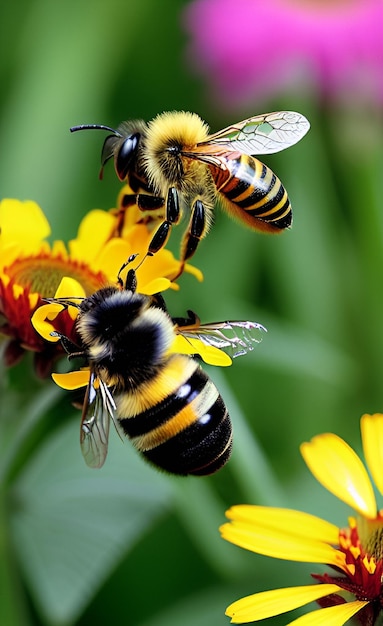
(0, 196, 201, 376)
(220, 414, 383, 625)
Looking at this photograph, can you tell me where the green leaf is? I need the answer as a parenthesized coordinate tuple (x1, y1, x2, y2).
(9, 417, 173, 625)
(141, 585, 234, 626)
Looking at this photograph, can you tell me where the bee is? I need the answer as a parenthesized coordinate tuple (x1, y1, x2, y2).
(71, 110, 310, 269)
(51, 259, 266, 475)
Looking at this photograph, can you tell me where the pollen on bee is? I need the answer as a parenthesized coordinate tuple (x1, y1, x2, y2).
(147, 111, 210, 150)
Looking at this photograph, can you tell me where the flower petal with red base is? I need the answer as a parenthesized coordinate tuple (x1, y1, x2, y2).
(221, 506, 345, 570)
(287, 600, 367, 626)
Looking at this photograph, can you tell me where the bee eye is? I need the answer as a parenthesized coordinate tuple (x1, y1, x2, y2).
(167, 144, 181, 157)
(116, 132, 140, 180)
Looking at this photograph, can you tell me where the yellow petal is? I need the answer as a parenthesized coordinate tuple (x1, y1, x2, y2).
(55, 276, 85, 299)
(53, 276, 84, 319)
(52, 370, 90, 390)
(166, 281, 180, 292)
(171, 335, 232, 366)
(31, 303, 65, 341)
(141, 277, 172, 295)
(94, 238, 134, 281)
(0, 199, 51, 247)
(12, 283, 24, 299)
(127, 244, 182, 287)
(226, 584, 342, 624)
(28, 292, 40, 309)
(136, 248, 179, 284)
(225, 506, 340, 544)
(300, 433, 377, 519)
(68, 209, 117, 264)
(220, 509, 345, 570)
(287, 600, 367, 626)
(51, 239, 69, 258)
(121, 223, 152, 251)
(97, 237, 178, 292)
(183, 262, 203, 282)
(360, 414, 383, 496)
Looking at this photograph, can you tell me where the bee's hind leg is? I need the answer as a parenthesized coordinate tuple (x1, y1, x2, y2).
(178, 197, 208, 273)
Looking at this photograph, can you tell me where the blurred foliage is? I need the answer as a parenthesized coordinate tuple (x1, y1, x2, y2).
(1, 0, 383, 625)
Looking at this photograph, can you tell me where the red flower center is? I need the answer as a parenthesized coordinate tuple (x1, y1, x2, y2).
(313, 518, 383, 622)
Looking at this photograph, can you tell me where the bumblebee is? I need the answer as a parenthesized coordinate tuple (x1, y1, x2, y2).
(52, 261, 265, 475)
(71, 110, 310, 269)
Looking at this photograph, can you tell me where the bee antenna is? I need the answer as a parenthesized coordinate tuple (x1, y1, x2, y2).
(117, 254, 139, 290)
(134, 254, 149, 272)
(116, 253, 151, 291)
(70, 124, 122, 136)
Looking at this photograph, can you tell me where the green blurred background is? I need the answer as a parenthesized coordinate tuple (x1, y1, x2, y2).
(1, 1, 383, 624)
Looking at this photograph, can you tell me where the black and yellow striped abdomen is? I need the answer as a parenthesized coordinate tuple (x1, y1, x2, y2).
(211, 154, 292, 232)
(115, 354, 232, 476)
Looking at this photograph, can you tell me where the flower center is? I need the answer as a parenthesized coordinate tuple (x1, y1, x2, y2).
(358, 516, 383, 563)
(314, 517, 383, 605)
(5, 254, 106, 298)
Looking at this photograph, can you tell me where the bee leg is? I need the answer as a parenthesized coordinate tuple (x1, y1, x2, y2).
(117, 193, 164, 211)
(114, 193, 165, 236)
(147, 187, 180, 256)
(149, 292, 170, 313)
(136, 194, 165, 211)
(50, 331, 84, 359)
(172, 310, 201, 330)
(180, 199, 206, 264)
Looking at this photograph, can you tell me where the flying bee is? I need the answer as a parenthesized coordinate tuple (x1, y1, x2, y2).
(50, 260, 266, 476)
(71, 110, 310, 270)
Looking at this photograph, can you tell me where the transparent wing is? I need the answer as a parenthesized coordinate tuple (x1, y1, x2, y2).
(198, 111, 310, 156)
(178, 320, 267, 359)
(80, 372, 116, 468)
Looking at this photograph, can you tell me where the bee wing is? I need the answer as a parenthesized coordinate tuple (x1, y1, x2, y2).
(80, 372, 116, 468)
(178, 320, 267, 359)
(197, 111, 310, 156)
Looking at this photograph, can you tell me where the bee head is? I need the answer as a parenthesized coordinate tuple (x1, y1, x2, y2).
(78, 289, 146, 346)
(144, 111, 209, 192)
(112, 132, 141, 181)
(77, 289, 174, 382)
(70, 120, 148, 181)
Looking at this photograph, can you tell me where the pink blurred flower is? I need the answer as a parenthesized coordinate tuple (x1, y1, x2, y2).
(183, 0, 383, 108)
